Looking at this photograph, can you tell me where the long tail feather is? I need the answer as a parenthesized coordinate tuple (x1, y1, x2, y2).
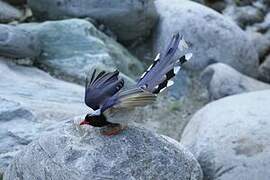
(137, 32, 192, 94)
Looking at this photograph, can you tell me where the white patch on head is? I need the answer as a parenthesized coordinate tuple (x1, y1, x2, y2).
(92, 109, 101, 116)
(140, 71, 147, 79)
(185, 53, 193, 61)
(173, 66, 181, 74)
(154, 53, 160, 61)
(178, 38, 189, 51)
(154, 85, 159, 89)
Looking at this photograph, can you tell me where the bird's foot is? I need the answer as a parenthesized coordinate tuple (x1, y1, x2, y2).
(101, 124, 127, 136)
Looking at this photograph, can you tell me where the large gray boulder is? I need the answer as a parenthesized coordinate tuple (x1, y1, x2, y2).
(153, 0, 259, 77)
(19, 19, 143, 84)
(0, 1, 22, 23)
(0, 59, 87, 172)
(0, 24, 40, 58)
(181, 90, 270, 180)
(28, 0, 158, 42)
(201, 63, 270, 100)
(4, 122, 203, 180)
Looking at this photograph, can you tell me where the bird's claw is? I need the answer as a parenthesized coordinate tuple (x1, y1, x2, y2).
(101, 124, 127, 136)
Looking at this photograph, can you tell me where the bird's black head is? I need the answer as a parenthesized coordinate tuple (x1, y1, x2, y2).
(80, 112, 111, 127)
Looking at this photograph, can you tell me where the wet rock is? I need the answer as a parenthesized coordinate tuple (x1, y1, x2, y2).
(28, 0, 158, 42)
(4, 122, 203, 180)
(201, 63, 270, 100)
(182, 90, 270, 180)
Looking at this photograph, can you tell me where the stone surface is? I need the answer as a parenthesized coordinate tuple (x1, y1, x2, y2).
(0, 1, 22, 23)
(28, 0, 158, 42)
(19, 19, 144, 84)
(259, 55, 270, 82)
(153, 0, 259, 77)
(181, 90, 270, 180)
(0, 24, 40, 58)
(0, 59, 88, 172)
(4, 122, 203, 180)
(201, 63, 270, 100)
(223, 5, 264, 28)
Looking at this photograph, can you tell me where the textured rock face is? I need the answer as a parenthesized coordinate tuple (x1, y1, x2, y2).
(153, 0, 259, 77)
(0, 24, 40, 58)
(19, 19, 144, 84)
(0, 60, 87, 172)
(259, 55, 270, 82)
(181, 90, 270, 180)
(0, 97, 39, 172)
(28, 0, 158, 42)
(201, 63, 270, 100)
(0, 1, 22, 23)
(4, 122, 203, 180)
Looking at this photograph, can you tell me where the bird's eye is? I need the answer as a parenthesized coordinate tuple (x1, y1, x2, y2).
(85, 114, 92, 119)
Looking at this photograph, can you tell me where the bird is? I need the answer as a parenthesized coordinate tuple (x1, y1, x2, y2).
(80, 33, 192, 136)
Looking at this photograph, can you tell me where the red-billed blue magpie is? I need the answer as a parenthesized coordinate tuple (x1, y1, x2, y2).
(80, 33, 192, 135)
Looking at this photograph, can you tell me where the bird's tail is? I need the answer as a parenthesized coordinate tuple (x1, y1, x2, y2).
(137, 33, 192, 94)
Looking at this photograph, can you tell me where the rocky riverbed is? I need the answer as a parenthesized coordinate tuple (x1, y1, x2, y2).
(0, 0, 270, 179)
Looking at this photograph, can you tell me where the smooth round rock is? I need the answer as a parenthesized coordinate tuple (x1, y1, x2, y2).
(153, 0, 259, 77)
(201, 63, 270, 100)
(4, 123, 203, 180)
(181, 90, 270, 180)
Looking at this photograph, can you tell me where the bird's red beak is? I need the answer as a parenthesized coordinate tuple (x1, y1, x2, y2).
(79, 120, 89, 125)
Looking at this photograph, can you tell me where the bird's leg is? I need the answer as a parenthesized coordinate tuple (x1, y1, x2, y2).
(101, 124, 127, 136)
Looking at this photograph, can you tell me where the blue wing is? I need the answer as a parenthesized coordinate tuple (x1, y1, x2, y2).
(84, 69, 124, 110)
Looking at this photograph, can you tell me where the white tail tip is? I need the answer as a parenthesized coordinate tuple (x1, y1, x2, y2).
(185, 53, 193, 61)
